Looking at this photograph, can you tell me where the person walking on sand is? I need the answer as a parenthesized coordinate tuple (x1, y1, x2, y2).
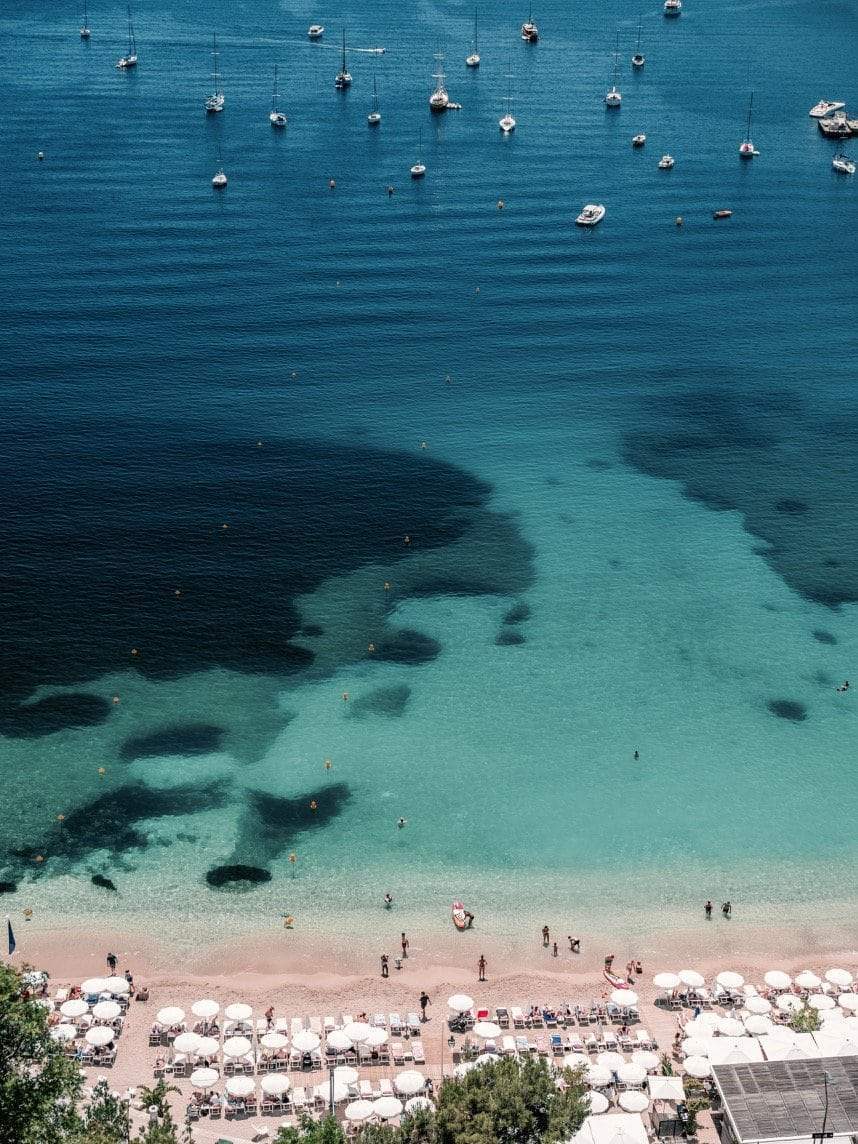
(705, 900, 713, 919)
(419, 991, 431, 1021)
(478, 954, 487, 982)
(568, 936, 581, 953)
(401, 932, 409, 959)
(605, 952, 615, 970)
(381, 954, 389, 978)
(542, 925, 550, 946)
(552, 941, 558, 958)
(106, 952, 117, 973)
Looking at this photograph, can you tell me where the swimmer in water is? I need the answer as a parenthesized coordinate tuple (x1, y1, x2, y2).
(397, 817, 407, 829)
(384, 892, 393, 908)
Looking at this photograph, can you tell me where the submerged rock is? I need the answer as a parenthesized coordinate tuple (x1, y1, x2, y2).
(205, 864, 272, 888)
(0, 881, 17, 894)
(91, 874, 117, 892)
(767, 699, 808, 722)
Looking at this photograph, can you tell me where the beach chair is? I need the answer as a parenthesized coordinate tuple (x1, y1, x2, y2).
(291, 1017, 304, 1038)
(358, 1045, 372, 1065)
(543, 1010, 559, 1028)
(618, 1031, 634, 1052)
(391, 1041, 405, 1065)
(377, 1043, 390, 1064)
(606, 1003, 621, 1024)
(402, 1040, 414, 1061)
(378, 1079, 394, 1098)
(550, 1033, 564, 1056)
(534, 1035, 549, 1057)
(636, 1028, 654, 1049)
(359, 1080, 373, 1100)
(187, 1104, 200, 1122)
(568, 1031, 585, 1053)
(411, 1039, 426, 1064)
(309, 1016, 322, 1037)
(603, 1031, 618, 1051)
(483, 1039, 498, 1054)
(584, 1030, 599, 1053)
(389, 1013, 403, 1036)
(291, 1087, 307, 1111)
(149, 1030, 161, 1047)
(529, 1009, 544, 1028)
(55, 986, 70, 1004)
(341, 1014, 354, 1026)
(275, 1017, 290, 1032)
(407, 1013, 421, 1036)
(324, 1015, 336, 1033)
(511, 1007, 525, 1028)
(496, 1007, 510, 1028)
(515, 1035, 530, 1054)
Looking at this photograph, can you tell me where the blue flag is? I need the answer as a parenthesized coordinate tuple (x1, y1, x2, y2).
(6, 917, 15, 956)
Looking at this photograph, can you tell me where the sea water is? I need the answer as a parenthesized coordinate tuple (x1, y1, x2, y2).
(1, 0, 857, 950)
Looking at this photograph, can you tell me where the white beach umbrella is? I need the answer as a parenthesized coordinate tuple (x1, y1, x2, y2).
(61, 999, 89, 1019)
(586, 1064, 612, 1087)
(405, 1096, 434, 1114)
(156, 1006, 185, 1026)
(334, 1065, 359, 1086)
(454, 1061, 476, 1078)
(195, 1035, 219, 1056)
(631, 1050, 660, 1071)
(564, 1053, 591, 1071)
(191, 999, 220, 1020)
(104, 976, 130, 995)
(612, 989, 639, 1007)
(679, 970, 705, 988)
(374, 1096, 404, 1120)
(224, 1002, 253, 1022)
(717, 971, 745, 989)
(826, 969, 854, 989)
(619, 1091, 650, 1113)
(51, 1024, 78, 1041)
(653, 973, 680, 990)
(292, 1029, 321, 1053)
(768, 1024, 797, 1043)
(190, 1067, 219, 1088)
(92, 1000, 121, 1021)
(225, 1076, 255, 1098)
(809, 994, 836, 1011)
(447, 994, 474, 1013)
(343, 1021, 373, 1043)
(837, 994, 858, 1012)
(260, 1073, 290, 1096)
(744, 997, 772, 1015)
(683, 1015, 720, 1036)
(365, 1027, 388, 1047)
(395, 1070, 426, 1095)
(842, 1016, 858, 1034)
(222, 1035, 253, 1058)
(172, 1032, 202, 1055)
(716, 1018, 746, 1037)
(776, 995, 804, 1014)
(764, 971, 792, 991)
(475, 1052, 500, 1066)
(326, 1029, 352, 1052)
(795, 971, 822, 990)
(260, 1031, 289, 1050)
(588, 1092, 610, 1115)
(682, 1037, 710, 1058)
(315, 1081, 350, 1103)
(80, 978, 109, 995)
(345, 1100, 375, 1122)
(473, 1021, 502, 1040)
(683, 1055, 711, 1078)
(617, 1062, 647, 1086)
(744, 1016, 774, 1036)
(596, 1051, 624, 1071)
(85, 1026, 114, 1046)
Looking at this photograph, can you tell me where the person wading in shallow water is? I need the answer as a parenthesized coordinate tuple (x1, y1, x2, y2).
(722, 901, 732, 918)
(705, 900, 713, 919)
(542, 925, 550, 946)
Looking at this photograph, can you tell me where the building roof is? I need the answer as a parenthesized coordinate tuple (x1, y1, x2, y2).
(712, 1056, 858, 1144)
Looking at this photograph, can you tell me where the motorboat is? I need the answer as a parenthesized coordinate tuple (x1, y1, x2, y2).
(308, 24, 324, 38)
(605, 86, 621, 107)
(429, 53, 450, 112)
(575, 203, 605, 227)
(212, 167, 227, 188)
(116, 4, 137, 67)
(367, 75, 381, 124)
(713, 209, 733, 219)
(605, 31, 621, 107)
(269, 64, 287, 127)
(335, 30, 352, 88)
(466, 9, 480, 66)
(410, 162, 426, 178)
(658, 154, 675, 168)
(80, 0, 91, 39)
(631, 15, 644, 67)
(632, 132, 646, 146)
(205, 34, 224, 113)
(832, 153, 856, 174)
(809, 100, 844, 118)
(521, 2, 538, 42)
(738, 91, 757, 158)
(664, 0, 682, 15)
(499, 67, 515, 132)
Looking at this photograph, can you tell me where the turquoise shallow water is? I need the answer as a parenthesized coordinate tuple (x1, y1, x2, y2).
(1, 0, 857, 947)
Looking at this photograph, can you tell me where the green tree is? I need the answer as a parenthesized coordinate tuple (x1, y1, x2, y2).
(0, 961, 84, 1144)
(275, 1113, 347, 1144)
(790, 1007, 821, 1033)
(133, 1080, 182, 1143)
(65, 1078, 131, 1144)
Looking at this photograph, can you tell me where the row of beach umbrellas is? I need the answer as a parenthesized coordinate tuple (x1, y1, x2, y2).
(653, 968, 854, 991)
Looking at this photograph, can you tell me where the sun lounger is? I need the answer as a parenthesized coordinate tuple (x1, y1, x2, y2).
(543, 1010, 559, 1028)
(389, 1013, 403, 1035)
(603, 1031, 618, 1051)
(511, 1007, 525, 1028)
(636, 1028, 654, 1049)
(618, 1032, 634, 1052)
(291, 1087, 307, 1111)
(584, 1031, 599, 1052)
(529, 1009, 544, 1028)
(515, 1035, 530, 1054)
(309, 1016, 322, 1036)
(502, 1035, 517, 1055)
(567, 1032, 585, 1053)
(407, 1013, 421, 1036)
(324, 1015, 336, 1033)
(497, 1008, 510, 1028)
(475, 1008, 490, 1022)
(378, 1079, 394, 1098)
(550, 1033, 564, 1055)
(359, 1080, 373, 1100)
(411, 1039, 425, 1064)
(534, 1035, 549, 1057)
(390, 1041, 405, 1065)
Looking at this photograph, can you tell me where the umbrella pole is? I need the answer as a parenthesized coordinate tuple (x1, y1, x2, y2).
(329, 1061, 335, 1114)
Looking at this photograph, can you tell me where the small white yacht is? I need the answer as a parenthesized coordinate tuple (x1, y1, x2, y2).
(809, 100, 844, 118)
(308, 24, 324, 38)
(335, 30, 352, 89)
(832, 153, 855, 174)
(632, 132, 646, 146)
(576, 203, 605, 227)
(466, 9, 480, 66)
(664, 0, 682, 15)
(499, 67, 515, 132)
(205, 34, 224, 113)
(116, 5, 137, 67)
(269, 64, 287, 127)
(631, 15, 644, 67)
(367, 75, 381, 124)
(429, 53, 450, 112)
(80, 0, 91, 39)
(410, 162, 426, 178)
(658, 154, 675, 168)
(212, 167, 227, 188)
(605, 31, 621, 107)
(521, 2, 538, 42)
(499, 112, 516, 133)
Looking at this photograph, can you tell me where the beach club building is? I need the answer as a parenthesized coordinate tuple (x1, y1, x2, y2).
(711, 1057, 858, 1144)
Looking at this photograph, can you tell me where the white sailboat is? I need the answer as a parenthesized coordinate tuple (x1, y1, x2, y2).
(521, 1, 538, 42)
(270, 64, 287, 127)
(335, 30, 352, 89)
(212, 147, 227, 187)
(411, 128, 426, 178)
(367, 74, 381, 125)
(205, 34, 224, 113)
(499, 67, 515, 133)
(429, 52, 450, 112)
(605, 32, 621, 107)
(80, 0, 91, 39)
(739, 91, 758, 158)
(632, 15, 644, 67)
(116, 6, 137, 68)
(664, 0, 682, 15)
(466, 9, 480, 67)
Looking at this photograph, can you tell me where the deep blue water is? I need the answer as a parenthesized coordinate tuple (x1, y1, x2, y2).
(1, 0, 858, 937)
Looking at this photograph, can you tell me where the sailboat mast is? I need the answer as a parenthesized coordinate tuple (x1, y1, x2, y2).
(474, 9, 478, 50)
(746, 91, 754, 136)
(273, 63, 278, 109)
(636, 16, 642, 50)
(341, 29, 346, 73)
